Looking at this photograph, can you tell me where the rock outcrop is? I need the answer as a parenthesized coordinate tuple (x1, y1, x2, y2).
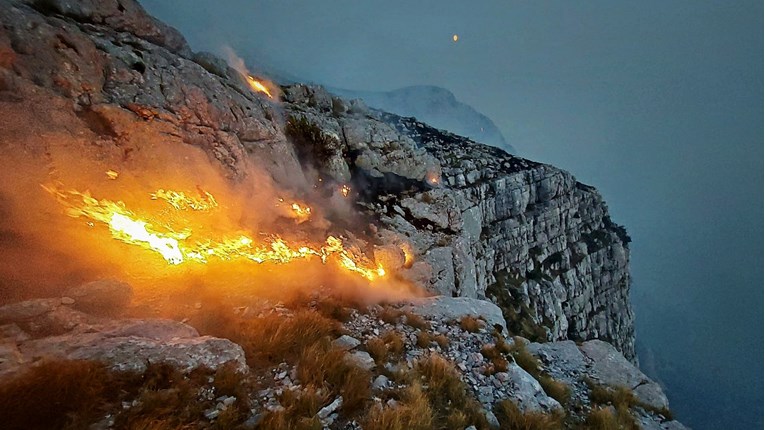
(284, 87, 636, 361)
(0, 294, 248, 376)
(0, 0, 674, 426)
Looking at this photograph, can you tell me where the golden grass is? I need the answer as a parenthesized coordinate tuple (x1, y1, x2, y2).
(538, 375, 571, 405)
(416, 331, 433, 348)
(367, 336, 390, 364)
(508, 338, 542, 377)
(379, 306, 403, 324)
(361, 383, 434, 430)
(381, 330, 406, 357)
(260, 387, 327, 430)
(0, 359, 117, 430)
(413, 354, 489, 429)
(402, 311, 431, 330)
(297, 340, 372, 411)
(433, 334, 450, 349)
(494, 399, 564, 430)
(459, 315, 482, 333)
(192, 308, 340, 370)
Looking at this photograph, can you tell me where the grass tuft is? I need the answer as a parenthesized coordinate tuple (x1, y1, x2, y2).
(459, 315, 482, 333)
(494, 399, 563, 430)
(402, 311, 431, 330)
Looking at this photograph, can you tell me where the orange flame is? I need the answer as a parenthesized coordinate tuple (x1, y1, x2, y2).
(43, 183, 386, 281)
(341, 185, 351, 197)
(246, 75, 273, 99)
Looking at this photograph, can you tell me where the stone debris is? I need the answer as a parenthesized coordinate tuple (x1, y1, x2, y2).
(332, 335, 361, 351)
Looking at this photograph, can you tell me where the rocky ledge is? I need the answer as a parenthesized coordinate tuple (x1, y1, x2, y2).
(0, 280, 684, 429)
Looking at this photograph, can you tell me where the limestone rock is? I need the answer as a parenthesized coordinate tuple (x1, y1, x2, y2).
(503, 362, 562, 412)
(63, 279, 133, 315)
(19, 319, 247, 374)
(580, 340, 668, 410)
(346, 351, 375, 371)
(332, 335, 361, 351)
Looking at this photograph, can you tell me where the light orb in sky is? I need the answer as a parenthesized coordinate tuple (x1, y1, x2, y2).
(452, 34, 459, 42)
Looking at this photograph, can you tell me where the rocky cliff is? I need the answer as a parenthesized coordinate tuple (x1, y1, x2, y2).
(0, 0, 676, 428)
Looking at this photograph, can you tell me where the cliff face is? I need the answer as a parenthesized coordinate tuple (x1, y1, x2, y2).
(0, 0, 634, 361)
(281, 90, 636, 361)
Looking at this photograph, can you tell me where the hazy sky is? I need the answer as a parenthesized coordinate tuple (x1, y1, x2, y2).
(142, 1, 763, 428)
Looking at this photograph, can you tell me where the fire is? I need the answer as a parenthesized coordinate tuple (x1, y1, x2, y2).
(151, 188, 218, 211)
(106, 170, 119, 180)
(341, 185, 350, 197)
(290, 203, 311, 221)
(43, 183, 386, 281)
(246, 75, 273, 99)
(426, 171, 441, 185)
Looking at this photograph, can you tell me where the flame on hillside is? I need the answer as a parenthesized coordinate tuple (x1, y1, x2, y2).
(245, 75, 273, 99)
(222, 46, 277, 100)
(42, 182, 386, 281)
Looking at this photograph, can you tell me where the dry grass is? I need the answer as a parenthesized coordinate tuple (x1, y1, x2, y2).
(297, 340, 372, 411)
(361, 383, 434, 430)
(459, 315, 482, 333)
(367, 337, 390, 364)
(193, 308, 340, 369)
(509, 338, 542, 377)
(413, 354, 489, 429)
(416, 331, 433, 348)
(260, 387, 327, 430)
(381, 330, 406, 357)
(0, 359, 118, 430)
(433, 334, 450, 349)
(379, 306, 403, 324)
(494, 399, 564, 430)
(539, 375, 571, 405)
(583, 405, 639, 430)
(588, 381, 673, 420)
(402, 311, 431, 330)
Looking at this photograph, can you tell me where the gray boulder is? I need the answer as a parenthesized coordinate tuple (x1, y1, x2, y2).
(18, 318, 247, 374)
(579, 340, 668, 411)
(63, 279, 133, 315)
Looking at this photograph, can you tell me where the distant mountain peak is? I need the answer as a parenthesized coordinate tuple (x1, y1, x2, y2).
(327, 85, 515, 154)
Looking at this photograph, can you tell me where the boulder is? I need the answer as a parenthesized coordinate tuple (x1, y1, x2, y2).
(19, 319, 247, 374)
(63, 279, 133, 315)
(502, 362, 562, 412)
(580, 340, 668, 411)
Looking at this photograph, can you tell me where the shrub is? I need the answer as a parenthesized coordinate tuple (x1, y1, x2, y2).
(459, 315, 482, 333)
(584, 405, 639, 430)
(296, 340, 372, 411)
(402, 311, 430, 330)
(196, 309, 339, 370)
(379, 307, 403, 324)
(367, 336, 390, 364)
(416, 331, 432, 348)
(538, 375, 571, 405)
(433, 334, 450, 349)
(381, 330, 406, 357)
(0, 359, 116, 430)
(494, 399, 563, 430)
(509, 338, 542, 377)
(361, 383, 433, 430)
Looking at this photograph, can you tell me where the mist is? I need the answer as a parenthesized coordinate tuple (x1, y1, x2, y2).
(140, 1, 763, 428)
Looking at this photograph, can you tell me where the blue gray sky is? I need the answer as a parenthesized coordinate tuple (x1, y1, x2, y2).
(141, 1, 763, 428)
